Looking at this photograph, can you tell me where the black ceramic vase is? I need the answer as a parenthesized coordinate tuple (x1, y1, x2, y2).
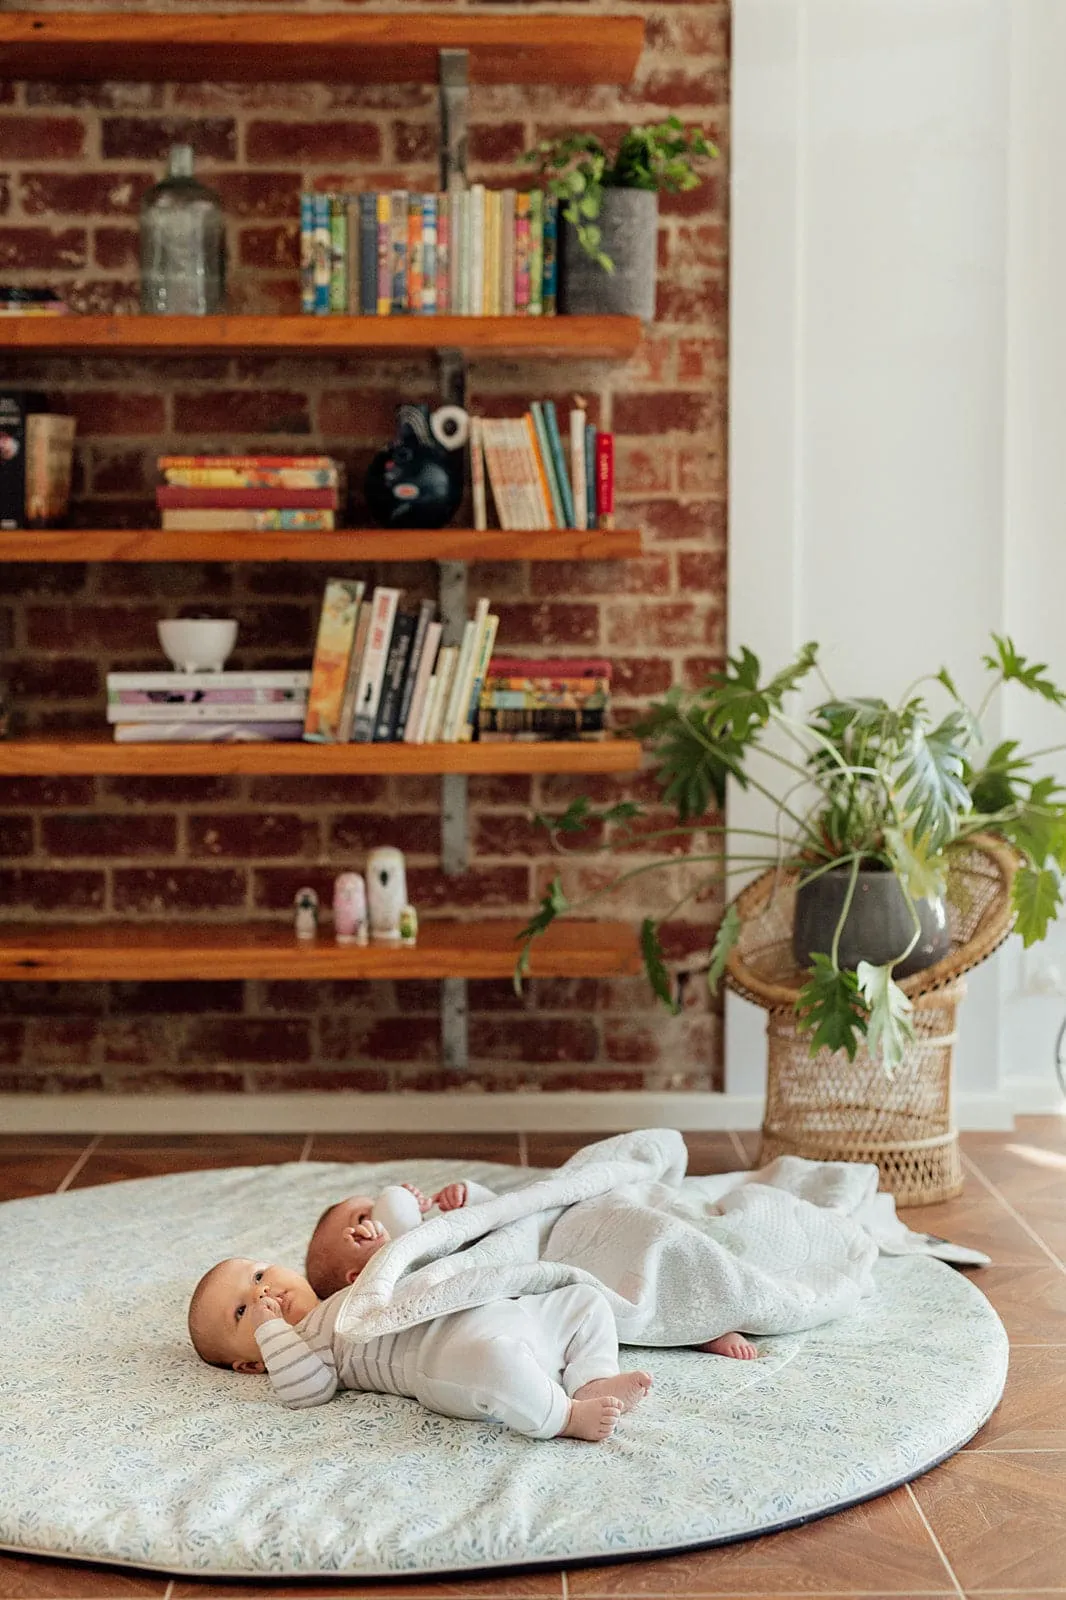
(364, 404, 466, 530)
(792, 866, 951, 980)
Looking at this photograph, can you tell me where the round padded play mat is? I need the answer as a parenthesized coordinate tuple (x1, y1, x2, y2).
(1, 1158, 1008, 1579)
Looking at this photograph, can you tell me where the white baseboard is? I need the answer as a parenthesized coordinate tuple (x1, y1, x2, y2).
(995, 1077, 1066, 1115)
(0, 1089, 1024, 1135)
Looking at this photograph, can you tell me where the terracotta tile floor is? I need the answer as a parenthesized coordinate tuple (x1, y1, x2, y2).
(1, 1117, 1064, 1599)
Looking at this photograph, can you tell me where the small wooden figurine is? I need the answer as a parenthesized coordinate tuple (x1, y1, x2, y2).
(366, 846, 407, 942)
(333, 871, 368, 946)
(293, 886, 319, 941)
(398, 904, 418, 947)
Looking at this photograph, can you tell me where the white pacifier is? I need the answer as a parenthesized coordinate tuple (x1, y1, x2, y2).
(370, 1184, 425, 1240)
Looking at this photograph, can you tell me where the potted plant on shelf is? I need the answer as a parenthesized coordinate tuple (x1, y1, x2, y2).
(518, 636, 1066, 1075)
(525, 116, 718, 322)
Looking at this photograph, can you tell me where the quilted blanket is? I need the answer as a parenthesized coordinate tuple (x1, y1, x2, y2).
(336, 1129, 985, 1347)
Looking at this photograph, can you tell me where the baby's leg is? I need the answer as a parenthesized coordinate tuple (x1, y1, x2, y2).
(515, 1285, 653, 1417)
(698, 1331, 758, 1359)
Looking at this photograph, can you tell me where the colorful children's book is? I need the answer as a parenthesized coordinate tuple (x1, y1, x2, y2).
(570, 406, 588, 531)
(406, 193, 424, 313)
(542, 195, 558, 315)
(500, 189, 516, 316)
(313, 194, 331, 314)
(461, 611, 499, 742)
(329, 194, 347, 313)
(422, 193, 438, 313)
(586, 421, 600, 529)
(514, 192, 531, 313)
(300, 193, 315, 313)
(376, 192, 392, 315)
(160, 509, 335, 531)
(542, 401, 574, 527)
(530, 402, 565, 528)
(469, 416, 488, 531)
(358, 192, 378, 314)
(468, 185, 485, 316)
(390, 190, 408, 315)
(528, 189, 544, 317)
(303, 578, 364, 741)
(436, 191, 450, 313)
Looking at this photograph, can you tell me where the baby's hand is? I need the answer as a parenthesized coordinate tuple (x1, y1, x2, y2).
(349, 1219, 387, 1244)
(402, 1182, 432, 1214)
(433, 1182, 468, 1212)
(247, 1295, 284, 1330)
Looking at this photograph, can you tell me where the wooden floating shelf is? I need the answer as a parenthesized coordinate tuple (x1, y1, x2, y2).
(0, 734, 642, 778)
(0, 315, 642, 360)
(0, 13, 644, 87)
(0, 528, 641, 564)
(0, 919, 641, 983)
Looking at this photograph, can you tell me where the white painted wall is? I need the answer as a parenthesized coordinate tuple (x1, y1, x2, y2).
(728, 0, 1066, 1123)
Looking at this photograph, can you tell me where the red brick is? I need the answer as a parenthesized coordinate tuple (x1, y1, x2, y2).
(639, 498, 726, 545)
(469, 122, 528, 164)
(634, 69, 728, 109)
(252, 867, 345, 912)
(682, 654, 724, 690)
(24, 1018, 96, 1067)
(611, 656, 674, 698)
(678, 550, 727, 591)
(172, 389, 310, 435)
(26, 605, 159, 651)
(467, 775, 534, 806)
(19, 171, 151, 216)
(0, 870, 105, 913)
(530, 557, 671, 599)
(238, 224, 299, 270)
(211, 171, 303, 217)
(0, 117, 85, 160)
(24, 83, 163, 112)
(260, 980, 385, 1015)
(468, 1016, 598, 1063)
(0, 818, 33, 857)
(94, 227, 139, 269)
(188, 813, 320, 860)
(102, 776, 239, 806)
(405, 867, 531, 910)
(660, 178, 725, 219)
(613, 391, 717, 436)
(57, 392, 166, 437)
(468, 977, 602, 1012)
(110, 981, 245, 1015)
(473, 813, 554, 857)
(7, 658, 100, 699)
(112, 869, 247, 914)
(101, 117, 236, 161)
(0, 1021, 25, 1066)
(0, 227, 87, 270)
(255, 1067, 391, 1092)
(677, 337, 728, 383)
(225, 604, 313, 650)
(245, 120, 381, 163)
(320, 1015, 440, 1064)
(329, 812, 440, 856)
(606, 600, 720, 650)
(60, 279, 139, 316)
(99, 1018, 171, 1066)
(0, 178, 8, 217)
(111, 1068, 246, 1093)
(181, 1019, 311, 1066)
(491, 602, 600, 647)
(0, 778, 95, 809)
(391, 120, 436, 162)
(248, 775, 387, 805)
(317, 389, 408, 439)
(657, 277, 727, 325)
(677, 449, 724, 494)
(42, 814, 176, 858)
(0, 563, 88, 597)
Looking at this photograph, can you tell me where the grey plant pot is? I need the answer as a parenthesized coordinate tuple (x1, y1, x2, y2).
(559, 188, 659, 322)
(792, 867, 951, 980)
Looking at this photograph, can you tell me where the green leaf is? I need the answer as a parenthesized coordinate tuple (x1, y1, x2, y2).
(706, 903, 741, 996)
(968, 738, 1027, 815)
(855, 961, 915, 1075)
(795, 953, 869, 1061)
(640, 918, 679, 1013)
(883, 824, 948, 903)
(1012, 865, 1062, 947)
(538, 797, 591, 835)
(513, 876, 569, 993)
(898, 712, 972, 849)
(982, 634, 1066, 706)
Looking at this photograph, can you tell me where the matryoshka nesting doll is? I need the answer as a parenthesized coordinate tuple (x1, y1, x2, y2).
(333, 871, 368, 946)
(366, 846, 407, 942)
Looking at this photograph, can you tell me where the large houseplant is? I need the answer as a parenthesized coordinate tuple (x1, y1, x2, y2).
(525, 117, 717, 320)
(519, 637, 1066, 1072)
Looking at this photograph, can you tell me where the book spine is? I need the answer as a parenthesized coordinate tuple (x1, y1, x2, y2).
(160, 509, 336, 531)
(542, 401, 574, 528)
(329, 193, 348, 313)
(541, 195, 558, 315)
(313, 194, 332, 314)
(346, 194, 360, 314)
(506, 417, 539, 529)
(478, 420, 509, 530)
(514, 192, 531, 313)
(376, 192, 392, 315)
(530, 402, 564, 528)
(110, 686, 308, 707)
(469, 415, 488, 532)
(406, 192, 423, 313)
(416, 666, 443, 744)
(485, 189, 500, 317)
(23, 413, 48, 526)
(114, 722, 303, 743)
(468, 184, 485, 316)
(336, 593, 372, 742)
(158, 455, 336, 470)
(500, 189, 516, 317)
(435, 191, 450, 313)
(478, 707, 606, 736)
(586, 422, 600, 529)
(303, 577, 363, 742)
(359, 193, 378, 315)
(390, 189, 408, 315)
(163, 468, 338, 488)
(569, 408, 587, 530)
(522, 412, 555, 528)
(351, 586, 401, 741)
(156, 487, 337, 509)
(461, 611, 499, 742)
(596, 430, 615, 529)
(488, 657, 612, 678)
(107, 700, 307, 723)
(403, 619, 441, 743)
(108, 669, 311, 692)
(424, 645, 458, 742)
(440, 618, 479, 742)
(449, 189, 464, 315)
(394, 597, 436, 739)
(300, 193, 315, 314)
(528, 189, 544, 317)
(421, 193, 437, 313)
(374, 610, 417, 740)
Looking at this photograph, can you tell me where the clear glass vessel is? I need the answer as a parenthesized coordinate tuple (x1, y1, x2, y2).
(139, 145, 226, 315)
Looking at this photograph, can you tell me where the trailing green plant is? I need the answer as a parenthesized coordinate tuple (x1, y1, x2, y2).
(525, 117, 718, 270)
(517, 637, 1066, 1073)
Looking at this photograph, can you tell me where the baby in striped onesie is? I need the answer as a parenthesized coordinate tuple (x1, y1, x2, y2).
(187, 1255, 652, 1442)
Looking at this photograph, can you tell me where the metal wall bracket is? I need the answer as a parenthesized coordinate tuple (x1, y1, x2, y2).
(438, 48, 469, 192)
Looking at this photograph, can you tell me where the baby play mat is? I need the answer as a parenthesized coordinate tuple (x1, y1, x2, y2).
(1, 1158, 1007, 1580)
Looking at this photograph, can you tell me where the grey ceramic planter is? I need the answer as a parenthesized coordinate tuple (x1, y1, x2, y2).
(793, 867, 951, 980)
(559, 189, 658, 321)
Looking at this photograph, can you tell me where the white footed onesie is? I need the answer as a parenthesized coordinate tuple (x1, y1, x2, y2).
(254, 1282, 622, 1440)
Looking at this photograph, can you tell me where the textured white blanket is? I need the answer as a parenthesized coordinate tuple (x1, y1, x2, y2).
(336, 1130, 988, 1347)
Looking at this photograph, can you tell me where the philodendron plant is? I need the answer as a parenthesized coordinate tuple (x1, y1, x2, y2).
(518, 637, 1066, 1073)
(525, 116, 718, 270)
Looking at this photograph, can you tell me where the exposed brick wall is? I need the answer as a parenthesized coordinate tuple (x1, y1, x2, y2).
(0, 1, 728, 1098)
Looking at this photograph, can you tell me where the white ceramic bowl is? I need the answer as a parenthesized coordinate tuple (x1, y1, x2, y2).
(157, 618, 238, 674)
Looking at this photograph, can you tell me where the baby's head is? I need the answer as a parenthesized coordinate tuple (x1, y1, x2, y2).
(188, 1257, 318, 1371)
(305, 1194, 388, 1299)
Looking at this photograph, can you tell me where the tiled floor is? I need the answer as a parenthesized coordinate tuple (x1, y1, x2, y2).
(2, 1116, 1064, 1599)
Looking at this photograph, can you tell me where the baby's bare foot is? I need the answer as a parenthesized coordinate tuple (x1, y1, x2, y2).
(560, 1396, 622, 1441)
(698, 1332, 758, 1360)
(574, 1370, 653, 1414)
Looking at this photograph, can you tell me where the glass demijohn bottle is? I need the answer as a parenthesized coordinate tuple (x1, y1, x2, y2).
(139, 145, 226, 315)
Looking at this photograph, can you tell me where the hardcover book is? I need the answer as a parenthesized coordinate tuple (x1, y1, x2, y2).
(160, 509, 336, 531)
(313, 193, 331, 314)
(402, 618, 442, 743)
(303, 578, 364, 742)
(336, 593, 374, 743)
(351, 586, 402, 742)
(108, 669, 311, 692)
(24, 412, 76, 527)
(373, 609, 418, 740)
(358, 192, 378, 315)
(406, 193, 424, 313)
(421, 193, 438, 313)
(0, 389, 47, 530)
(113, 721, 303, 743)
(329, 193, 348, 312)
(394, 597, 437, 740)
(390, 190, 408, 315)
(156, 487, 338, 510)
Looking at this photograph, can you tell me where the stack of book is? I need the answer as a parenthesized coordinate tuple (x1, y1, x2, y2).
(156, 455, 342, 532)
(478, 658, 611, 742)
(304, 580, 499, 745)
(106, 670, 311, 743)
(470, 403, 613, 532)
(0, 287, 68, 316)
(300, 188, 557, 318)
(0, 390, 76, 532)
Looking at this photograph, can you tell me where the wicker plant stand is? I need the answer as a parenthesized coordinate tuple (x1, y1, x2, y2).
(725, 836, 1017, 1206)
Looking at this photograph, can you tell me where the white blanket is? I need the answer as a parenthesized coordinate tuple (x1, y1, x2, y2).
(336, 1130, 988, 1347)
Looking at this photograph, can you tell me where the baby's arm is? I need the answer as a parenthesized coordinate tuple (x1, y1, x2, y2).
(249, 1300, 338, 1407)
(433, 1179, 496, 1211)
